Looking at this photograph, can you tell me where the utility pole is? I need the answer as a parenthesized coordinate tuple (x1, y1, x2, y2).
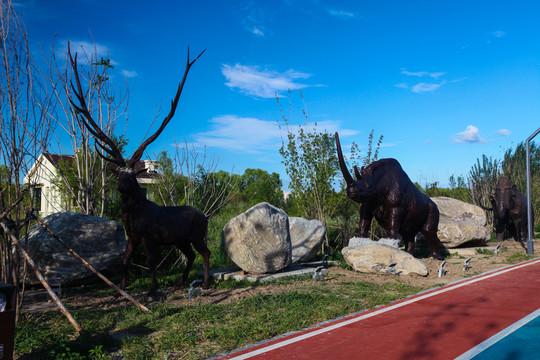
(526, 127, 540, 255)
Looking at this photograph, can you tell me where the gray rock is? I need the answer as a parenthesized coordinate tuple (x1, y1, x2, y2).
(289, 217, 325, 263)
(349, 237, 376, 247)
(378, 238, 401, 248)
(22, 212, 127, 285)
(417, 197, 490, 248)
(348, 237, 400, 248)
(342, 244, 428, 276)
(222, 202, 291, 274)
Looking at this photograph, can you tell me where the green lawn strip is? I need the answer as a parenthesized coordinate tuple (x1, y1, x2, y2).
(15, 281, 422, 359)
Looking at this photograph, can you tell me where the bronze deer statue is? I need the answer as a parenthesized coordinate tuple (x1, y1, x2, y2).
(67, 43, 210, 296)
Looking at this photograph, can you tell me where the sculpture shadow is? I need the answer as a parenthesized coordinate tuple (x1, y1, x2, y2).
(396, 295, 495, 359)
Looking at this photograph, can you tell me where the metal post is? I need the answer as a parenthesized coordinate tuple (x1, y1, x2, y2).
(526, 128, 540, 255)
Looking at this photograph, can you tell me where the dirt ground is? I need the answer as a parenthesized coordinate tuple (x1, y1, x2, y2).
(21, 239, 539, 313)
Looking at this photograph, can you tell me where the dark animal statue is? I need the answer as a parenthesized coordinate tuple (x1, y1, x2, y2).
(479, 177, 530, 242)
(335, 132, 442, 259)
(68, 44, 210, 296)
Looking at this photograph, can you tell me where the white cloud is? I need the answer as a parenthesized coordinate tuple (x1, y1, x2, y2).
(328, 9, 355, 18)
(493, 30, 506, 38)
(193, 115, 357, 153)
(411, 82, 443, 93)
(58, 40, 111, 61)
(222, 64, 314, 98)
(252, 27, 264, 36)
(241, 1, 268, 37)
(398, 69, 450, 93)
(122, 70, 138, 78)
(194, 115, 281, 153)
(452, 125, 486, 143)
(497, 128, 511, 136)
(401, 69, 446, 79)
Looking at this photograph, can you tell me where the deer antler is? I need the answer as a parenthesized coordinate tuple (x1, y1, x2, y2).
(68, 42, 126, 168)
(127, 47, 206, 168)
(68, 42, 205, 169)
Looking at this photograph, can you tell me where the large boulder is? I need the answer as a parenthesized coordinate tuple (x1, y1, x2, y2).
(342, 244, 428, 276)
(222, 203, 291, 274)
(422, 197, 490, 248)
(289, 217, 325, 263)
(23, 212, 127, 285)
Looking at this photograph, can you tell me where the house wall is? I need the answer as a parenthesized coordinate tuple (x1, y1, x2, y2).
(25, 155, 159, 218)
(24, 155, 70, 217)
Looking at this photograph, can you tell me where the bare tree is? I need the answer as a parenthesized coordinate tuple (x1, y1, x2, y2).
(0, 0, 54, 306)
(37, 37, 128, 217)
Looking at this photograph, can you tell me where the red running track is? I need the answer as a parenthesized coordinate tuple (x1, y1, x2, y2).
(216, 258, 540, 360)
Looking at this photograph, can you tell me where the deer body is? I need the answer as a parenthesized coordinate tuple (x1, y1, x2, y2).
(68, 44, 210, 296)
(117, 169, 210, 294)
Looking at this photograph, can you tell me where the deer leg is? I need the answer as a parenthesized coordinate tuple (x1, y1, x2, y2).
(120, 239, 136, 290)
(176, 243, 195, 288)
(142, 241, 159, 297)
(193, 241, 211, 290)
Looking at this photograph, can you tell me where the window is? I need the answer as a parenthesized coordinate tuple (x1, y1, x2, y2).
(33, 187, 42, 212)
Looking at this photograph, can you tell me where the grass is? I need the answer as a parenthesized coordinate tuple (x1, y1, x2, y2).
(506, 253, 535, 263)
(15, 276, 423, 359)
(476, 248, 495, 256)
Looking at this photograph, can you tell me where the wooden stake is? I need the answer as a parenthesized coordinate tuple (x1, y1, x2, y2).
(31, 215, 150, 312)
(0, 221, 83, 335)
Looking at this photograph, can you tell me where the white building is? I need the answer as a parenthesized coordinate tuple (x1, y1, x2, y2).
(24, 153, 159, 217)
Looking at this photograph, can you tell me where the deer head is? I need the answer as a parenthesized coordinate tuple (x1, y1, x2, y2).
(67, 42, 204, 195)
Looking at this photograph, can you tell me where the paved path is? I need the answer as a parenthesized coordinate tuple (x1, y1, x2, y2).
(216, 258, 540, 360)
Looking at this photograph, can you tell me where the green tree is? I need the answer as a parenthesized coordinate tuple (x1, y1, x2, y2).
(448, 174, 470, 202)
(500, 141, 540, 225)
(467, 154, 500, 228)
(278, 91, 340, 253)
(415, 175, 470, 203)
(154, 143, 239, 218)
(240, 168, 284, 207)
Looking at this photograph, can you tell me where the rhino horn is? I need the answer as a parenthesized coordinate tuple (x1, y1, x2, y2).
(353, 165, 362, 181)
(335, 132, 355, 185)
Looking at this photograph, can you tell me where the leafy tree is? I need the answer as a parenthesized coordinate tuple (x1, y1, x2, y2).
(467, 141, 540, 229)
(279, 116, 339, 220)
(448, 174, 470, 202)
(278, 91, 341, 253)
(414, 175, 470, 203)
(154, 144, 239, 218)
(467, 155, 500, 228)
(240, 168, 284, 207)
(500, 141, 540, 225)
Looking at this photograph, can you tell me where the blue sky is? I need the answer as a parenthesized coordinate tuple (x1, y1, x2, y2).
(17, 0, 540, 188)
